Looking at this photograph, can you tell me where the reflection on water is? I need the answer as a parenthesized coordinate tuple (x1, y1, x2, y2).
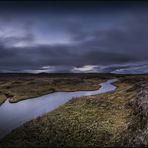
(0, 79, 117, 139)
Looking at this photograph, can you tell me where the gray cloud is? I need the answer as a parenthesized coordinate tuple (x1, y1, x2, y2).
(0, 2, 148, 73)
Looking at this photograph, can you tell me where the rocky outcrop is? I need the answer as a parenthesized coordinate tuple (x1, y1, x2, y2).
(128, 80, 148, 147)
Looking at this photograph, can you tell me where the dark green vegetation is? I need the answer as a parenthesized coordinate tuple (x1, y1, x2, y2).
(0, 73, 117, 104)
(0, 73, 148, 147)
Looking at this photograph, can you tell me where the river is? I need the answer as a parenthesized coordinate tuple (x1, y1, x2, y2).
(0, 79, 117, 139)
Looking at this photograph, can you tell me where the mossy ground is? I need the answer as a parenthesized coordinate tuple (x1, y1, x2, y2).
(0, 75, 144, 147)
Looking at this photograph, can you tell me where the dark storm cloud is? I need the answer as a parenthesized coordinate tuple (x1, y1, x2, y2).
(83, 50, 138, 64)
(0, 43, 138, 69)
(0, 1, 148, 73)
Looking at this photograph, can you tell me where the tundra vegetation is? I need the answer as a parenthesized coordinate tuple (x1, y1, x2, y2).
(0, 73, 147, 147)
(0, 73, 115, 104)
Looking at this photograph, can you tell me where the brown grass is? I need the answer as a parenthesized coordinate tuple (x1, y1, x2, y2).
(0, 73, 109, 104)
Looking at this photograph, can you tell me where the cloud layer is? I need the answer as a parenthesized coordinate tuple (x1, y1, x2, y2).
(0, 2, 148, 73)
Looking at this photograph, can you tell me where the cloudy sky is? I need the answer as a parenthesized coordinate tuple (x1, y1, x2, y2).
(0, 1, 148, 74)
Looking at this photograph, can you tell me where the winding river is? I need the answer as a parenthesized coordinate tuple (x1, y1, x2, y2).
(0, 79, 117, 139)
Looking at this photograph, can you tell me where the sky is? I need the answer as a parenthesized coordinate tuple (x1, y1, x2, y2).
(0, 1, 148, 74)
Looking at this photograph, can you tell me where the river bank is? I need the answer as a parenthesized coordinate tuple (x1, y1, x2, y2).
(0, 73, 119, 105)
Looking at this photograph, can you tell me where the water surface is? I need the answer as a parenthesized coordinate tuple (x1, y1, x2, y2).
(0, 79, 117, 139)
